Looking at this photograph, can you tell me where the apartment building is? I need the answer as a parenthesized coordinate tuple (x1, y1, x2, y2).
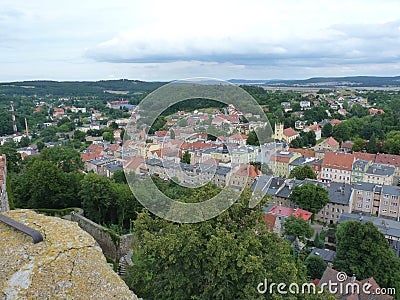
(316, 182, 354, 224)
(351, 159, 372, 183)
(321, 152, 355, 184)
(352, 182, 380, 215)
(270, 151, 302, 177)
(364, 163, 395, 186)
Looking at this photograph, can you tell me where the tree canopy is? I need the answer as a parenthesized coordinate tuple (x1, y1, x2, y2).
(334, 220, 400, 294)
(289, 165, 317, 180)
(125, 189, 333, 299)
(290, 184, 329, 216)
(284, 215, 314, 241)
(305, 255, 327, 280)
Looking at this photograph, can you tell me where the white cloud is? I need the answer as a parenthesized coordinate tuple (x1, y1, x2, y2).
(1, 0, 400, 80)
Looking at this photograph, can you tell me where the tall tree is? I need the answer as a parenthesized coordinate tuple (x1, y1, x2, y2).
(321, 123, 333, 138)
(181, 150, 191, 164)
(290, 184, 329, 216)
(39, 146, 83, 172)
(334, 221, 400, 293)
(284, 215, 314, 241)
(305, 255, 327, 280)
(367, 133, 378, 154)
(79, 173, 118, 224)
(352, 138, 366, 152)
(289, 165, 317, 180)
(125, 190, 333, 300)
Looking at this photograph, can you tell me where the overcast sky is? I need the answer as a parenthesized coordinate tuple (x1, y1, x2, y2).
(1, 0, 400, 81)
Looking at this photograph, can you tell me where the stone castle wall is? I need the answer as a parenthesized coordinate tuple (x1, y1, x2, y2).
(71, 213, 133, 262)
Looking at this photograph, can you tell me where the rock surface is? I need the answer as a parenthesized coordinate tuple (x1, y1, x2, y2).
(0, 210, 137, 299)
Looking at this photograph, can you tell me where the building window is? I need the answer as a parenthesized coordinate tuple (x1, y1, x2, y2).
(382, 209, 387, 213)
(391, 202, 398, 207)
(391, 195, 398, 201)
(384, 194, 389, 198)
(383, 201, 389, 206)
(365, 205, 370, 209)
(357, 203, 362, 208)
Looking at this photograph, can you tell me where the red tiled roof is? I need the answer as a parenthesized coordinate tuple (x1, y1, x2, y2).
(289, 148, 315, 157)
(269, 205, 312, 221)
(235, 164, 261, 178)
(155, 130, 169, 137)
(308, 124, 321, 131)
(354, 151, 376, 162)
(270, 155, 291, 163)
(181, 142, 214, 151)
(230, 134, 248, 140)
(263, 214, 277, 232)
(283, 127, 298, 137)
(108, 144, 120, 152)
(330, 119, 341, 125)
(124, 157, 145, 170)
(87, 144, 104, 154)
(369, 108, 385, 115)
(81, 152, 102, 162)
(324, 137, 339, 147)
(322, 152, 354, 171)
(341, 141, 353, 149)
(375, 153, 400, 168)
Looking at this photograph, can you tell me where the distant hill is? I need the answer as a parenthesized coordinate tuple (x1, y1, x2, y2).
(1, 76, 400, 97)
(229, 76, 400, 87)
(0, 79, 166, 97)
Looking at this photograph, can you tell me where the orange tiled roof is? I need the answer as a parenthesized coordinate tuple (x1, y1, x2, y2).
(235, 164, 261, 178)
(375, 153, 400, 168)
(230, 134, 248, 140)
(124, 157, 145, 170)
(324, 137, 339, 147)
(354, 151, 376, 162)
(283, 127, 298, 137)
(81, 152, 101, 162)
(322, 152, 354, 171)
(288, 148, 315, 157)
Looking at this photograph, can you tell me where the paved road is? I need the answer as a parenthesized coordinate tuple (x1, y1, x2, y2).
(311, 224, 325, 240)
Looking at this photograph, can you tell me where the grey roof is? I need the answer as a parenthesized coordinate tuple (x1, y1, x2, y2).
(215, 166, 231, 175)
(366, 163, 395, 176)
(382, 185, 400, 196)
(339, 212, 400, 239)
(327, 182, 353, 205)
(353, 181, 376, 192)
(290, 157, 314, 167)
(144, 158, 163, 167)
(105, 164, 123, 173)
(251, 175, 285, 196)
(275, 179, 303, 199)
(87, 157, 116, 166)
(309, 248, 336, 263)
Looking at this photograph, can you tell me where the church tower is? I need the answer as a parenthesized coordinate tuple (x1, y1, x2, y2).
(273, 123, 284, 141)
